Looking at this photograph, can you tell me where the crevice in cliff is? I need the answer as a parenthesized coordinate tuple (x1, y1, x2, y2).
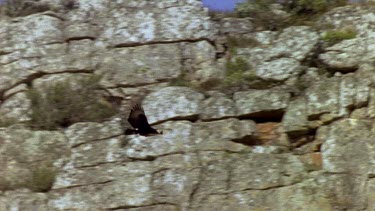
(234, 180, 304, 192)
(52, 180, 113, 191)
(70, 133, 123, 148)
(127, 151, 188, 162)
(149, 114, 200, 126)
(153, 110, 286, 126)
(66, 37, 96, 42)
(188, 152, 204, 210)
(104, 79, 171, 89)
(128, 156, 157, 162)
(113, 38, 216, 48)
(200, 115, 238, 122)
(74, 161, 122, 169)
(289, 128, 318, 149)
(231, 135, 262, 146)
(238, 110, 285, 123)
(0, 69, 94, 101)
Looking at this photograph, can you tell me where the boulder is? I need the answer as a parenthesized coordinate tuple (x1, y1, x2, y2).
(234, 89, 291, 119)
(200, 92, 237, 120)
(98, 44, 182, 87)
(142, 86, 204, 124)
(318, 119, 373, 174)
(0, 127, 69, 190)
(255, 58, 302, 81)
(319, 38, 375, 71)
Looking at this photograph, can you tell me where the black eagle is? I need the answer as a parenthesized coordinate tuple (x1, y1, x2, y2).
(125, 104, 163, 136)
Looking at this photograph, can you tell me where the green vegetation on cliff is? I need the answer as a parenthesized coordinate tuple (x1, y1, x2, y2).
(27, 75, 118, 130)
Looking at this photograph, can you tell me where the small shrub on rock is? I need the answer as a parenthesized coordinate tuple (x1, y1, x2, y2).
(225, 57, 256, 86)
(235, 0, 287, 30)
(227, 35, 261, 48)
(2, 0, 51, 17)
(283, 0, 347, 15)
(322, 27, 357, 45)
(169, 73, 191, 87)
(27, 165, 57, 192)
(234, 0, 347, 29)
(27, 75, 118, 130)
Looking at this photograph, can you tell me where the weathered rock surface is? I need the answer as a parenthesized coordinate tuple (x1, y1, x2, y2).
(1, 1, 375, 210)
(0, 91, 31, 122)
(234, 89, 291, 119)
(319, 119, 373, 174)
(319, 5, 375, 38)
(102, 1, 217, 46)
(219, 17, 254, 34)
(142, 86, 205, 124)
(283, 66, 374, 133)
(320, 37, 375, 71)
(255, 57, 302, 81)
(0, 190, 49, 211)
(98, 44, 182, 87)
(201, 91, 237, 120)
(232, 26, 318, 87)
(0, 126, 69, 190)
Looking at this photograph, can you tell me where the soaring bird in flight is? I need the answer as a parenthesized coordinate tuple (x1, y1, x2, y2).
(125, 104, 163, 136)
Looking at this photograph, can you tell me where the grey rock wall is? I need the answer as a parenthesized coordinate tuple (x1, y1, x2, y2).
(1, 0, 375, 210)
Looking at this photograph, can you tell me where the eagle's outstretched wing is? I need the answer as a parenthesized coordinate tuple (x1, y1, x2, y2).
(127, 104, 152, 130)
(127, 103, 162, 136)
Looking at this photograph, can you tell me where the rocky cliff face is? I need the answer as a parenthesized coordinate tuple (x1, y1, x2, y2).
(1, 0, 375, 210)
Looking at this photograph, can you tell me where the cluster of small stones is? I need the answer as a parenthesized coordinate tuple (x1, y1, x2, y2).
(1, 0, 375, 210)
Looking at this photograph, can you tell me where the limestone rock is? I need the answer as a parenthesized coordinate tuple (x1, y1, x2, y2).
(231, 27, 317, 68)
(319, 119, 373, 174)
(64, 23, 97, 40)
(153, 168, 200, 209)
(0, 190, 49, 211)
(69, 136, 126, 168)
(219, 17, 254, 34)
(282, 98, 308, 136)
(0, 127, 69, 190)
(366, 179, 375, 210)
(234, 89, 291, 119)
(255, 58, 302, 81)
(193, 119, 256, 151)
(49, 165, 154, 209)
(32, 73, 94, 91)
(306, 72, 371, 122)
(0, 91, 31, 123)
(251, 31, 277, 45)
(230, 153, 306, 190)
(8, 15, 63, 49)
(255, 122, 289, 147)
(142, 86, 204, 124)
(200, 92, 237, 120)
(319, 38, 375, 71)
(124, 121, 194, 160)
(98, 44, 182, 87)
(184, 41, 226, 86)
(1, 0, 375, 210)
(103, 0, 217, 46)
(64, 118, 123, 147)
(319, 5, 375, 38)
(125, 119, 255, 160)
(274, 26, 319, 61)
(228, 176, 332, 211)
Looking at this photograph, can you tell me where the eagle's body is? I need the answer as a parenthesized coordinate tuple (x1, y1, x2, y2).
(126, 104, 162, 136)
